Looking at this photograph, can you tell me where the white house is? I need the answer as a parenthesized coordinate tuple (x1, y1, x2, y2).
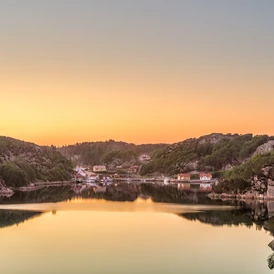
(139, 154, 151, 162)
(200, 173, 212, 181)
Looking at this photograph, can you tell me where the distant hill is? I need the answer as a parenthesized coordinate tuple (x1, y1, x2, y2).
(2, 133, 274, 194)
(0, 136, 72, 187)
(58, 140, 168, 169)
(140, 133, 274, 176)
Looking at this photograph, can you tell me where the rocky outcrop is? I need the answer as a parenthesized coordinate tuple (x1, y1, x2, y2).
(253, 141, 274, 156)
(198, 133, 235, 145)
(250, 165, 274, 198)
(211, 164, 274, 200)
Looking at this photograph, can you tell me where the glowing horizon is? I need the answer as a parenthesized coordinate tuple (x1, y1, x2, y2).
(1, 1, 273, 146)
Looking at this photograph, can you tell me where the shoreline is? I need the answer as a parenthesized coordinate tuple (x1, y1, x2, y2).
(0, 181, 74, 196)
(208, 192, 274, 201)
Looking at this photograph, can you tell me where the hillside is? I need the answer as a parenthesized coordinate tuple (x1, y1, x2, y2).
(214, 151, 274, 193)
(0, 136, 72, 187)
(140, 133, 274, 176)
(58, 140, 168, 168)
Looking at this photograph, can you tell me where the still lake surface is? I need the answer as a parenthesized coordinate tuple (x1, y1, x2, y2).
(0, 195, 274, 274)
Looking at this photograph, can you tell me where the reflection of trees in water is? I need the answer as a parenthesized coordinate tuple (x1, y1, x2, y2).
(268, 254, 274, 270)
(82, 183, 140, 202)
(179, 207, 274, 271)
(0, 185, 75, 204)
(140, 183, 243, 206)
(180, 209, 254, 227)
(0, 210, 43, 229)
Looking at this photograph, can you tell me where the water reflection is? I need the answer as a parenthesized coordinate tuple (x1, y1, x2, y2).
(180, 208, 274, 271)
(1, 183, 274, 272)
(0, 210, 43, 229)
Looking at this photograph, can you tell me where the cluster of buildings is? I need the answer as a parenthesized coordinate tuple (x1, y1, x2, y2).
(74, 166, 101, 183)
(73, 163, 140, 184)
(177, 172, 213, 191)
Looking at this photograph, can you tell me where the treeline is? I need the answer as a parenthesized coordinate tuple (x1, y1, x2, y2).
(0, 137, 72, 187)
(140, 134, 273, 175)
(58, 140, 168, 165)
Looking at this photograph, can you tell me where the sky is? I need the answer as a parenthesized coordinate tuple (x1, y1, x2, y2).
(1, 0, 273, 146)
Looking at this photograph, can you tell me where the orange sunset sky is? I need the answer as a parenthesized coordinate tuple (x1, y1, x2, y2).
(1, 1, 273, 146)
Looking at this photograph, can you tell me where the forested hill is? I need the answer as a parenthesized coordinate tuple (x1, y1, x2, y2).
(0, 136, 72, 187)
(58, 140, 168, 167)
(140, 133, 274, 176)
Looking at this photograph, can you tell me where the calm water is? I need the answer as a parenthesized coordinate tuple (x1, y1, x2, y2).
(0, 197, 273, 274)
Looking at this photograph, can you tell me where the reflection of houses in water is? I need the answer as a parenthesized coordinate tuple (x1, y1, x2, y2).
(177, 181, 212, 192)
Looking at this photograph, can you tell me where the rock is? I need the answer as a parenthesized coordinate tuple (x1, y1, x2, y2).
(263, 166, 273, 177)
(224, 164, 233, 170)
(253, 140, 274, 156)
(268, 179, 274, 186)
(198, 133, 234, 145)
(254, 180, 262, 191)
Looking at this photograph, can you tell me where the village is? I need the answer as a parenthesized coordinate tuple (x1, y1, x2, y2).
(73, 153, 217, 194)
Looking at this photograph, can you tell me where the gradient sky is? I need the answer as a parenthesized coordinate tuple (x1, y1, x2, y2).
(1, 0, 273, 146)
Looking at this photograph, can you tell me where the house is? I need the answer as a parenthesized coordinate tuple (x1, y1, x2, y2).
(85, 171, 98, 182)
(93, 165, 107, 172)
(178, 173, 191, 181)
(128, 166, 139, 173)
(200, 173, 212, 181)
(139, 154, 151, 162)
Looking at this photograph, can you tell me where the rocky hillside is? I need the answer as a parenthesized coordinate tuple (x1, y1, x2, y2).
(58, 140, 168, 168)
(0, 136, 72, 187)
(214, 152, 274, 194)
(140, 133, 273, 176)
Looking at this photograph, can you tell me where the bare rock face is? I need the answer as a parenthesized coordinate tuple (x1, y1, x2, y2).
(198, 133, 234, 145)
(249, 166, 274, 197)
(268, 179, 274, 186)
(261, 183, 267, 191)
(253, 140, 274, 156)
(224, 164, 233, 170)
(185, 160, 198, 170)
(263, 166, 273, 177)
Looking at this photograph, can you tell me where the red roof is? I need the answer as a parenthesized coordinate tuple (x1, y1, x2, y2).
(200, 173, 212, 177)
